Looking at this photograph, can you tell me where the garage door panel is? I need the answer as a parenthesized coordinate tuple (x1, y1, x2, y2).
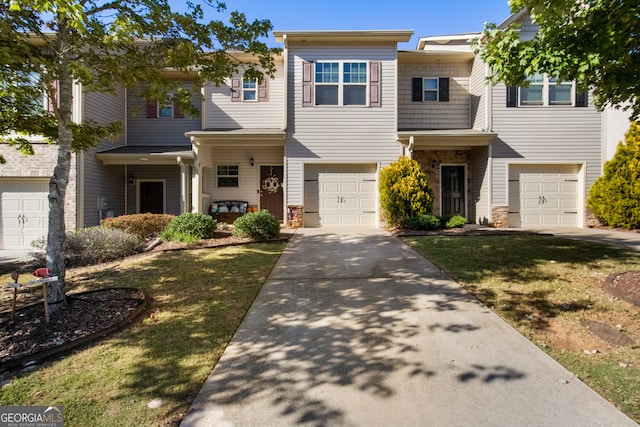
(304, 164, 377, 227)
(509, 165, 580, 228)
(1, 179, 49, 249)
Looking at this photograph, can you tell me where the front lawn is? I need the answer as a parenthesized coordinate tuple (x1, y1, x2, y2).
(0, 242, 285, 426)
(405, 234, 640, 423)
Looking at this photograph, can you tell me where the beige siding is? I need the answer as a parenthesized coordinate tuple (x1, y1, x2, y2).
(398, 61, 471, 130)
(204, 63, 285, 129)
(491, 83, 602, 208)
(469, 55, 488, 130)
(201, 146, 284, 209)
(82, 86, 127, 225)
(471, 145, 490, 224)
(286, 46, 402, 206)
(127, 81, 201, 145)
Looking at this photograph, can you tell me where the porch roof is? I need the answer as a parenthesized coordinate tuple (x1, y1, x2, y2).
(186, 128, 286, 146)
(397, 129, 498, 150)
(95, 145, 193, 165)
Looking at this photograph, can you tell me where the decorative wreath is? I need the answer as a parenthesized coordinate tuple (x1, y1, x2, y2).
(261, 175, 280, 194)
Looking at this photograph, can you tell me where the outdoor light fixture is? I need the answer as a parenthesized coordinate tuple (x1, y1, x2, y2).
(128, 175, 135, 185)
(432, 160, 437, 169)
(250, 157, 255, 167)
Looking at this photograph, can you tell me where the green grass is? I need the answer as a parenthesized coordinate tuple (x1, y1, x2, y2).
(0, 243, 285, 426)
(405, 235, 640, 422)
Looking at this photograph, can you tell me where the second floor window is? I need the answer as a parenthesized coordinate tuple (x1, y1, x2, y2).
(243, 78, 257, 101)
(508, 73, 585, 108)
(146, 93, 184, 119)
(411, 77, 450, 102)
(315, 61, 367, 106)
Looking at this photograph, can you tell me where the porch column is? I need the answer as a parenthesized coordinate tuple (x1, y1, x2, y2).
(177, 156, 193, 214)
(192, 158, 203, 213)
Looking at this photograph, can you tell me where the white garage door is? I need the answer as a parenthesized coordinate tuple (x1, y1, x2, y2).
(508, 165, 580, 227)
(304, 165, 377, 227)
(0, 179, 49, 249)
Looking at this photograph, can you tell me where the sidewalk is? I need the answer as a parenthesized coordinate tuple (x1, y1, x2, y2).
(181, 228, 637, 426)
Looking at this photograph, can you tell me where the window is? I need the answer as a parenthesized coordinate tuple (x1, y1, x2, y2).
(411, 77, 449, 102)
(314, 61, 367, 106)
(217, 165, 239, 188)
(511, 74, 582, 107)
(146, 93, 184, 119)
(243, 77, 257, 101)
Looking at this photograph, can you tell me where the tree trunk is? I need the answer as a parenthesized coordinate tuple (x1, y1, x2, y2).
(45, 20, 73, 313)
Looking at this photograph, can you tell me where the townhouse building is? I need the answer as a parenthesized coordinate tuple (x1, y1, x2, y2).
(0, 11, 628, 249)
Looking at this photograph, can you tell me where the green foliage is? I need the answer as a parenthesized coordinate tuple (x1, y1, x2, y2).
(474, 1, 640, 119)
(162, 213, 217, 242)
(442, 215, 468, 229)
(232, 210, 281, 240)
(101, 213, 175, 241)
(33, 227, 143, 267)
(379, 156, 434, 226)
(587, 122, 640, 229)
(404, 214, 441, 230)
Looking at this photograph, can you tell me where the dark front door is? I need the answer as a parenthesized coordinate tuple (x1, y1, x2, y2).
(442, 166, 465, 216)
(139, 181, 164, 214)
(260, 166, 284, 221)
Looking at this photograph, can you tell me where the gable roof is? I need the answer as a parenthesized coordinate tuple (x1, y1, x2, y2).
(273, 30, 413, 47)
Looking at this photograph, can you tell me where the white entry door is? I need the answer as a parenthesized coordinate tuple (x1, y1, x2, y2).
(508, 165, 580, 227)
(304, 165, 377, 227)
(0, 179, 50, 249)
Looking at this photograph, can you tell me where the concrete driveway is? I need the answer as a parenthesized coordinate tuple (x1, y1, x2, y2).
(181, 228, 636, 426)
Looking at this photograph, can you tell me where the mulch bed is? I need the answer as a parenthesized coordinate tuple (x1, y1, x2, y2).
(602, 270, 640, 307)
(0, 288, 146, 371)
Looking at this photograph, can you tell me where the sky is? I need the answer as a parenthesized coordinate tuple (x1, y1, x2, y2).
(171, 0, 514, 50)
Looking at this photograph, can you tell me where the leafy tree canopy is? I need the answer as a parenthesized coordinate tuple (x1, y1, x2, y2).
(0, 0, 280, 309)
(473, 0, 640, 119)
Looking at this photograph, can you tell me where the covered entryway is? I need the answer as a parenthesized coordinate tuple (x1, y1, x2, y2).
(304, 164, 377, 227)
(138, 180, 165, 214)
(0, 179, 49, 249)
(508, 164, 580, 227)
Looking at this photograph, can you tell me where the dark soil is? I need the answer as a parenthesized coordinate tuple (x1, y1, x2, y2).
(0, 288, 145, 368)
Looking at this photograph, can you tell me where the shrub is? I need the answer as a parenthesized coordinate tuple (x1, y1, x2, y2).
(442, 215, 467, 229)
(232, 210, 280, 240)
(587, 122, 640, 229)
(379, 156, 434, 227)
(162, 213, 217, 242)
(101, 213, 174, 240)
(31, 227, 143, 267)
(404, 214, 441, 230)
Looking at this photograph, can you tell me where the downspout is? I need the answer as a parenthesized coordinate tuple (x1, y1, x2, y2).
(124, 87, 129, 215)
(281, 35, 289, 223)
(408, 136, 414, 159)
(485, 62, 494, 223)
(74, 80, 84, 229)
(177, 156, 188, 214)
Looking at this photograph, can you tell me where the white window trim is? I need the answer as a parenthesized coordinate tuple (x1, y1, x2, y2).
(216, 164, 239, 188)
(158, 92, 175, 118)
(519, 75, 575, 107)
(242, 77, 258, 102)
(315, 61, 369, 107)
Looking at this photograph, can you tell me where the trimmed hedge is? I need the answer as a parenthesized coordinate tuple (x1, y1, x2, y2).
(161, 213, 217, 242)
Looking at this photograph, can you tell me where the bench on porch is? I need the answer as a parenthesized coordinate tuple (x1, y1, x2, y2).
(209, 200, 256, 224)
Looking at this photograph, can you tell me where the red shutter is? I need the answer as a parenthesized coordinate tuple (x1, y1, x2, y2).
(258, 78, 269, 102)
(369, 61, 381, 107)
(302, 61, 313, 107)
(231, 78, 241, 102)
(146, 101, 157, 118)
(173, 102, 184, 118)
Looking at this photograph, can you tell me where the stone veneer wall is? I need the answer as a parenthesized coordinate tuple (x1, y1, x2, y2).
(0, 142, 77, 231)
(412, 149, 471, 217)
(491, 206, 509, 228)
